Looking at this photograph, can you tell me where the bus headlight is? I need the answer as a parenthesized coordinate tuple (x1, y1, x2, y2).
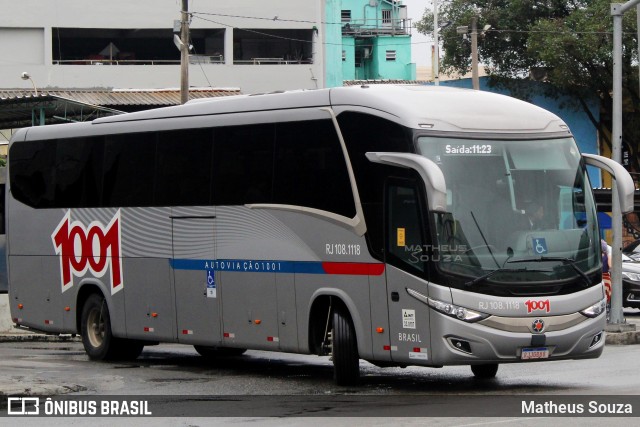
(579, 298, 606, 318)
(427, 297, 489, 323)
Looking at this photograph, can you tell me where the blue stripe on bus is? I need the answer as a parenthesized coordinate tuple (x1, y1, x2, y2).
(170, 259, 325, 274)
(169, 259, 385, 276)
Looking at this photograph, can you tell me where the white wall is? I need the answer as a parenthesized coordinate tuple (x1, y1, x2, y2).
(0, 28, 44, 65)
(0, 0, 319, 30)
(0, 0, 325, 93)
(38, 64, 321, 93)
(0, 294, 12, 332)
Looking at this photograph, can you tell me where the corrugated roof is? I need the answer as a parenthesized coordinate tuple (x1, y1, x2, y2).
(0, 87, 242, 106)
(0, 88, 242, 129)
(343, 79, 430, 86)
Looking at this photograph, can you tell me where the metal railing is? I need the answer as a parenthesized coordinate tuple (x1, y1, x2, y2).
(341, 18, 411, 36)
(235, 58, 313, 65)
(54, 59, 182, 65)
(54, 56, 312, 66)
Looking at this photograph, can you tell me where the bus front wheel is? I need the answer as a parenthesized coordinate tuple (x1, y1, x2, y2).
(332, 307, 360, 386)
(471, 363, 499, 379)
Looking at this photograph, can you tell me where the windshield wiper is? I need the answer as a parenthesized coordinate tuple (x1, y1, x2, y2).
(507, 256, 591, 288)
(464, 267, 537, 288)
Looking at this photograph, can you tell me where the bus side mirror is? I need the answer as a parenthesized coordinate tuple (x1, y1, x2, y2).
(366, 152, 447, 213)
(582, 153, 635, 213)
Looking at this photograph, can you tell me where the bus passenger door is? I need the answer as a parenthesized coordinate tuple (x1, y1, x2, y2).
(171, 212, 222, 345)
(384, 179, 433, 364)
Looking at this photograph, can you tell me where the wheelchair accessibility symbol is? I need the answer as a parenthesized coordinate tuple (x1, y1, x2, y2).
(533, 238, 548, 255)
(206, 271, 216, 298)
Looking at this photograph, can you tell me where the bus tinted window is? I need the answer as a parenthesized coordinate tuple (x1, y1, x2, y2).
(156, 129, 213, 206)
(213, 124, 275, 205)
(387, 181, 425, 273)
(274, 120, 355, 218)
(9, 140, 57, 208)
(55, 137, 104, 208)
(10, 120, 357, 216)
(103, 133, 157, 207)
(337, 112, 413, 258)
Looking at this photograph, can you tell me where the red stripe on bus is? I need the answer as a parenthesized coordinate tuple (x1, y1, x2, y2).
(321, 262, 385, 276)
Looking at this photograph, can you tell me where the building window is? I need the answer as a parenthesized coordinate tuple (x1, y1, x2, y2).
(233, 29, 314, 64)
(341, 10, 351, 22)
(382, 10, 392, 24)
(386, 50, 397, 61)
(52, 27, 224, 65)
(342, 50, 346, 61)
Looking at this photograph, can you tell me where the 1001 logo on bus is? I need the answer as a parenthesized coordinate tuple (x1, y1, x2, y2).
(525, 299, 551, 313)
(51, 210, 123, 294)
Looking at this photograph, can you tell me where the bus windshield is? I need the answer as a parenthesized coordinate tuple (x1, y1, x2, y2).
(417, 136, 601, 294)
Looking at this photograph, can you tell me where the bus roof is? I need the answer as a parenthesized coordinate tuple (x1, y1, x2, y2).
(23, 85, 569, 138)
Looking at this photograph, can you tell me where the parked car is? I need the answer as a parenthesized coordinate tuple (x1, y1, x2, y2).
(622, 240, 640, 308)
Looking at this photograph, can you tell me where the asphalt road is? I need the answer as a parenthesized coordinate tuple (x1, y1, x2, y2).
(1, 308, 639, 425)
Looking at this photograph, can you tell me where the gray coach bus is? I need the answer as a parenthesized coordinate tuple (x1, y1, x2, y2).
(6, 85, 634, 385)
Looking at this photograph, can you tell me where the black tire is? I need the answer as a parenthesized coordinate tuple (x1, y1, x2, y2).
(332, 307, 360, 386)
(80, 293, 144, 361)
(471, 363, 499, 379)
(113, 341, 144, 361)
(80, 293, 118, 360)
(194, 345, 247, 358)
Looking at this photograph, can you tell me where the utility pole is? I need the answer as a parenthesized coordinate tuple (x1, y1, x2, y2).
(610, 0, 640, 328)
(433, 0, 439, 85)
(470, 16, 479, 90)
(180, 0, 189, 104)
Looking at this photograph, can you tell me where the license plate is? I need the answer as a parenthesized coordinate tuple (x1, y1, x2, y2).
(521, 347, 549, 360)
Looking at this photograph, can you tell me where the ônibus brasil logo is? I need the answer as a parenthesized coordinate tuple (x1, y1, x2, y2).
(51, 210, 123, 295)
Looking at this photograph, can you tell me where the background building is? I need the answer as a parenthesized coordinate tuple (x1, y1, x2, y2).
(0, 0, 322, 94)
(328, 0, 414, 85)
(0, 0, 416, 97)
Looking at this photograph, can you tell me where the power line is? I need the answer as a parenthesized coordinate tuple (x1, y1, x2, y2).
(192, 11, 333, 25)
(191, 15, 424, 47)
(192, 10, 636, 37)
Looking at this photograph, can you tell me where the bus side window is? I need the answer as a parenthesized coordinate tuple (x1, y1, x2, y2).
(212, 124, 275, 206)
(103, 133, 156, 207)
(156, 129, 213, 206)
(273, 119, 355, 218)
(386, 180, 426, 274)
(8, 140, 56, 208)
(55, 137, 104, 208)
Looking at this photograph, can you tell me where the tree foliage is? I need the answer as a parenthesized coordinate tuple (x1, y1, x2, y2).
(416, 0, 639, 172)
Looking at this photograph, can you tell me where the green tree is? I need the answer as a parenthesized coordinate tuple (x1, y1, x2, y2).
(416, 0, 639, 172)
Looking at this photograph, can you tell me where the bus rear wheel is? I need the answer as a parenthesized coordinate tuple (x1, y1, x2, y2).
(471, 363, 499, 379)
(80, 293, 143, 361)
(332, 307, 360, 386)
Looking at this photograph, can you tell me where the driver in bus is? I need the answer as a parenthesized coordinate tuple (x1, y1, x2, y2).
(524, 201, 546, 230)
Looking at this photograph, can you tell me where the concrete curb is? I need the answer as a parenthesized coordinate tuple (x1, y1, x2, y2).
(604, 330, 640, 345)
(0, 384, 87, 397)
(0, 332, 80, 343)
